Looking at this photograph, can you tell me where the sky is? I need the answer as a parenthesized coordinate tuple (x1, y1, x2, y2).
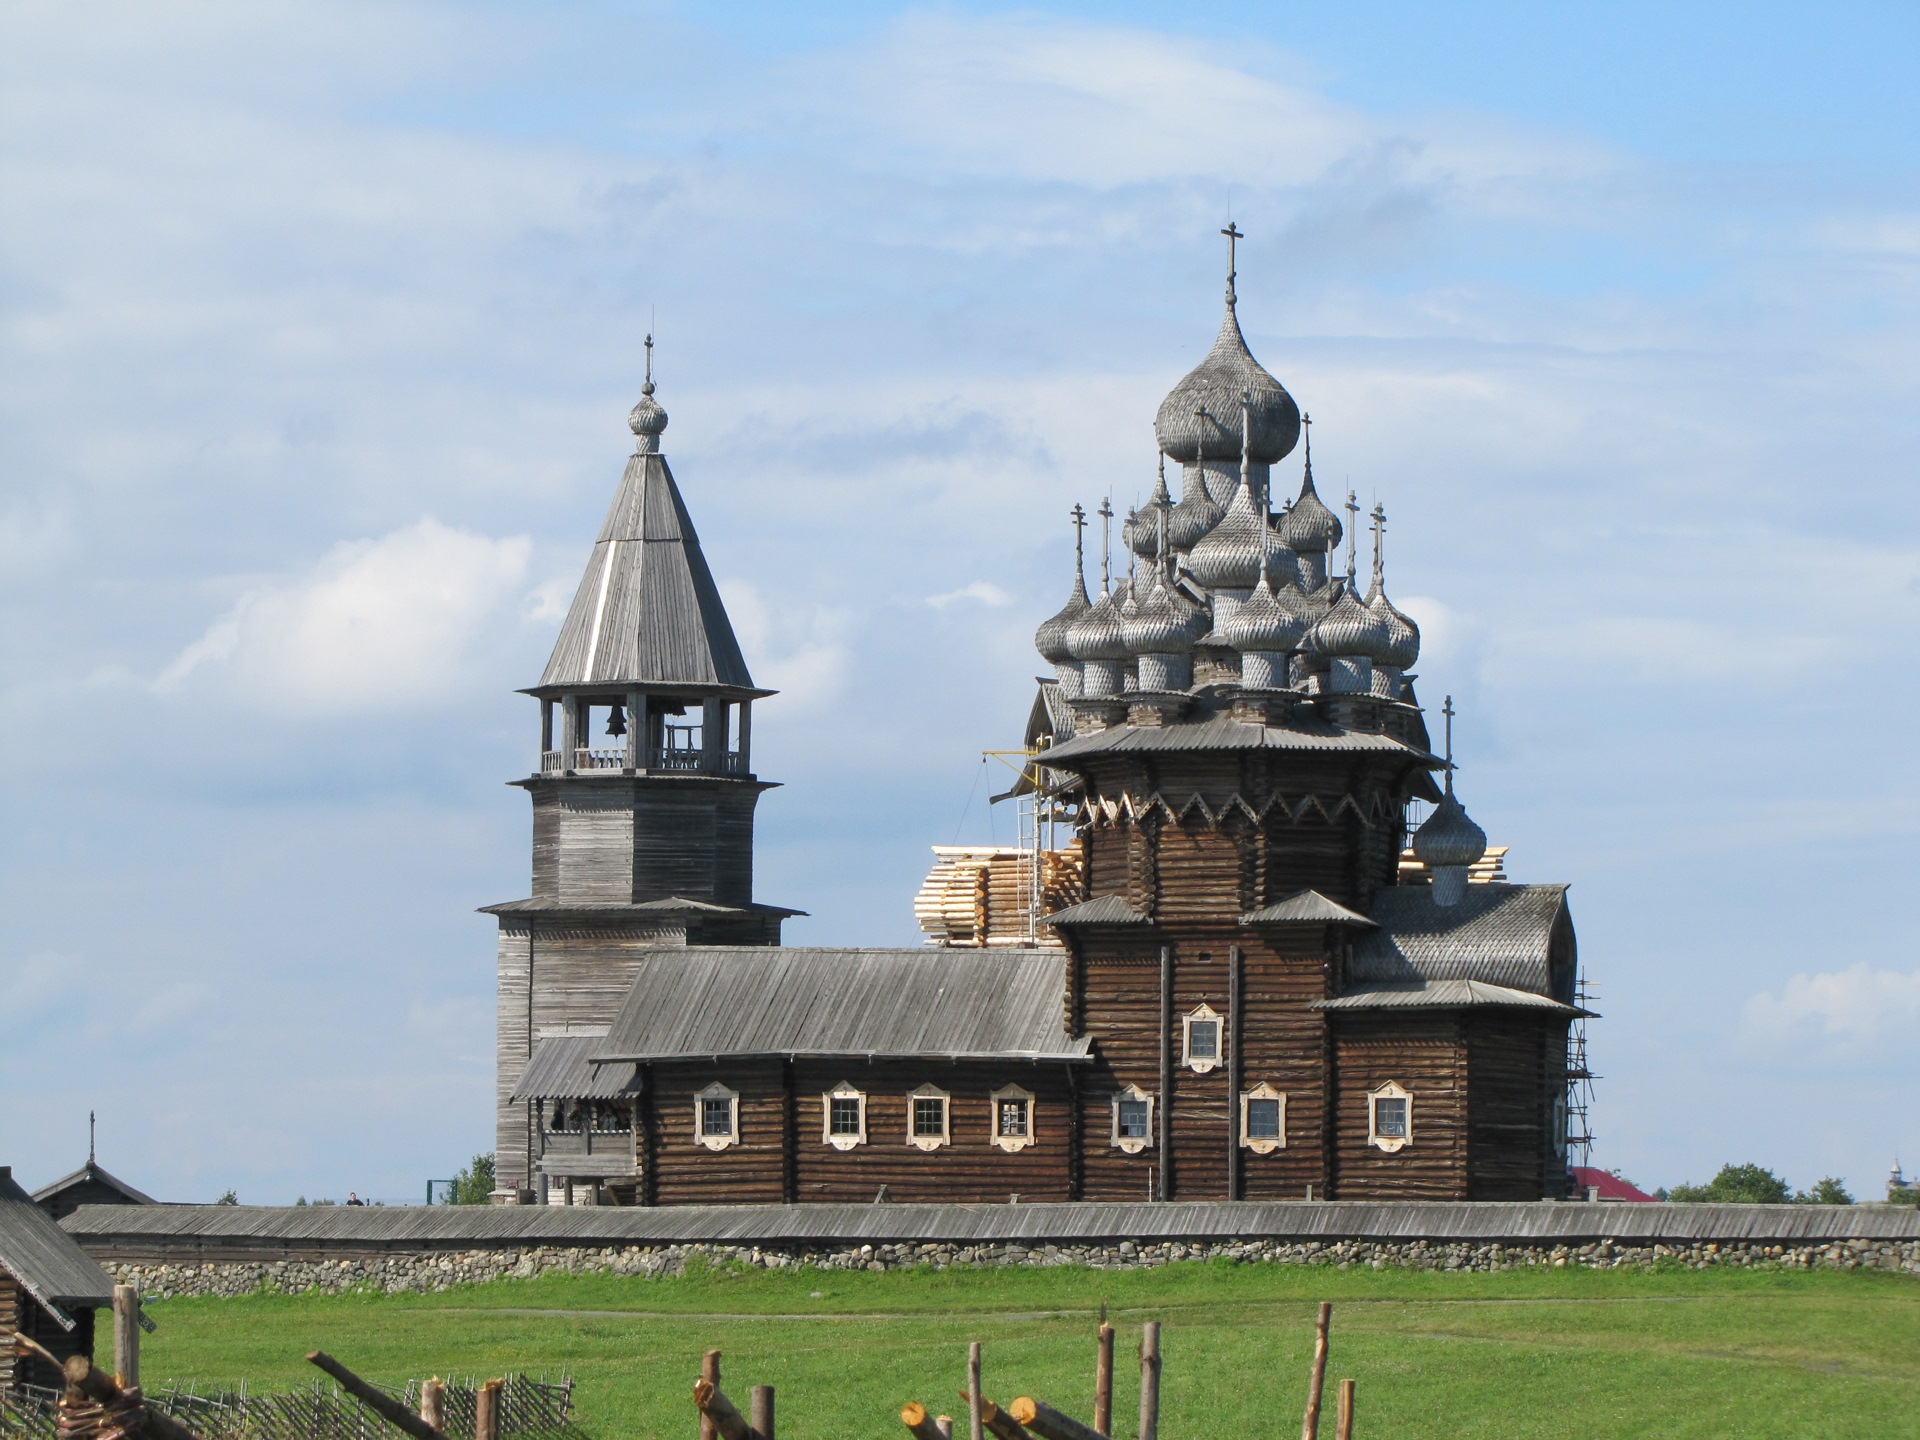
(2, 0, 1917, 1205)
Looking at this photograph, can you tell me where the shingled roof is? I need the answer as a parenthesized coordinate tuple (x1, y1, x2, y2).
(539, 451, 754, 690)
(594, 948, 1091, 1064)
(0, 1166, 114, 1324)
(512, 1036, 642, 1101)
(1350, 884, 1573, 999)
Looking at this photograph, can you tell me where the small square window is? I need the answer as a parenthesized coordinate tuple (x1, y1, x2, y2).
(914, 1096, 946, 1138)
(822, 1082, 867, 1149)
(1375, 1098, 1408, 1138)
(1181, 1004, 1224, 1073)
(830, 1096, 862, 1135)
(1188, 1020, 1219, 1061)
(998, 1098, 1029, 1138)
(1246, 1097, 1281, 1140)
(701, 1097, 733, 1139)
(991, 1083, 1036, 1151)
(1117, 1099, 1150, 1138)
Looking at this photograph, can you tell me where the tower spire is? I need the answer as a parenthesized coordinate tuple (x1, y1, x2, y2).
(1071, 502, 1088, 592)
(88, 1109, 96, 1166)
(1221, 221, 1243, 311)
(1370, 502, 1387, 597)
(1345, 489, 1361, 588)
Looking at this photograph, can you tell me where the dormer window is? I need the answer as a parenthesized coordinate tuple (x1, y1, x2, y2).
(1182, 1004, 1224, 1074)
(1110, 1084, 1154, 1153)
(907, 1084, 950, 1151)
(695, 1082, 738, 1151)
(991, 1084, 1036, 1152)
(822, 1081, 867, 1149)
(1368, 1082, 1413, 1153)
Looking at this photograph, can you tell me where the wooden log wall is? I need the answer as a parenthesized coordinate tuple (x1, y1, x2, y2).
(0, 1277, 95, 1392)
(1466, 1014, 1570, 1200)
(530, 778, 766, 906)
(1328, 1015, 1468, 1201)
(635, 1060, 1077, 1206)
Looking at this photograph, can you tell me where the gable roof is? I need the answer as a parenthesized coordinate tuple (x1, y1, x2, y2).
(594, 947, 1091, 1065)
(1046, 895, 1149, 927)
(0, 1167, 115, 1323)
(539, 452, 755, 690)
(1351, 884, 1572, 997)
(1242, 889, 1376, 927)
(1313, 979, 1588, 1015)
(31, 1160, 156, 1210)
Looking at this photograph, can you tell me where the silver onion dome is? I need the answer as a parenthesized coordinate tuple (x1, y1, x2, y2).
(1369, 590, 1420, 670)
(1065, 589, 1131, 663)
(627, 335, 668, 452)
(1305, 580, 1390, 658)
(1282, 475, 1341, 554)
(1412, 790, 1488, 870)
(1187, 478, 1290, 592)
(1219, 569, 1306, 654)
(1154, 305, 1301, 465)
(1034, 570, 1090, 664)
(1121, 574, 1208, 656)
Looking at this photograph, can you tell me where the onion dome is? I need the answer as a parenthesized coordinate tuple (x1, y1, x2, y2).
(1166, 486, 1225, 551)
(1188, 477, 1290, 591)
(1066, 588, 1131, 663)
(1219, 569, 1306, 654)
(1411, 790, 1487, 870)
(1281, 470, 1340, 557)
(1125, 458, 1175, 558)
(1154, 304, 1301, 465)
(1304, 579, 1389, 658)
(1369, 590, 1420, 670)
(627, 336, 668, 452)
(1034, 511, 1092, 664)
(1121, 574, 1206, 656)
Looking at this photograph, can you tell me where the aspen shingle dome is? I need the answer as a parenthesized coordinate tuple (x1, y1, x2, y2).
(1219, 572, 1306, 654)
(1412, 791, 1488, 870)
(1034, 570, 1090, 664)
(1187, 480, 1290, 591)
(1121, 575, 1208, 656)
(1154, 306, 1301, 465)
(1305, 581, 1390, 658)
(1369, 589, 1421, 670)
(1065, 589, 1131, 663)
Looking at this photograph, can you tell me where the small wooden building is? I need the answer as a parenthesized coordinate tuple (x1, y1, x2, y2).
(31, 1160, 156, 1224)
(492, 265, 1591, 1204)
(0, 1166, 115, 1392)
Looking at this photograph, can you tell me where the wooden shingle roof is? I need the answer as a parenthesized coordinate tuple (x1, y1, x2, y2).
(1351, 884, 1572, 997)
(0, 1167, 114, 1322)
(539, 452, 755, 691)
(594, 947, 1091, 1064)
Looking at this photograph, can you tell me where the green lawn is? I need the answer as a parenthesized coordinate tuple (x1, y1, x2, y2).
(133, 1261, 1920, 1440)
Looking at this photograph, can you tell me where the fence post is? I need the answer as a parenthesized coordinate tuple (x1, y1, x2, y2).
(113, 1285, 140, 1389)
(701, 1353, 722, 1440)
(1335, 1380, 1354, 1440)
(420, 1379, 444, 1433)
(1300, 1304, 1332, 1440)
(750, 1385, 774, 1440)
(1093, 1317, 1114, 1436)
(967, 1344, 985, 1440)
(476, 1380, 502, 1440)
(1138, 1323, 1160, 1440)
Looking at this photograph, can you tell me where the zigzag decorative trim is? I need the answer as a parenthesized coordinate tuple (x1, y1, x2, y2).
(1079, 788, 1401, 830)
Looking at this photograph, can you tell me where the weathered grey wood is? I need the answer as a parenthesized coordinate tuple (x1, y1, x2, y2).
(749, 1385, 774, 1440)
(1137, 1322, 1160, 1440)
(306, 1352, 449, 1440)
(901, 1402, 944, 1440)
(58, 1353, 203, 1440)
(967, 1343, 985, 1440)
(934, 1417, 953, 1440)
(112, 1284, 138, 1389)
(419, 1378, 444, 1432)
(1157, 946, 1172, 1201)
(1227, 945, 1242, 1202)
(1093, 1321, 1113, 1436)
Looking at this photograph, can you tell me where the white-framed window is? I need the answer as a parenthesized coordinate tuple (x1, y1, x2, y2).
(1240, 1082, 1287, 1154)
(1182, 1003, 1224, 1074)
(694, 1081, 739, 1151)
(1368, 1081, 1413, 1153)
(907, 1083, 950, 1151)
(1110, 1083, 1155, 1153)
(821, 1080, 867, 1149)
(990, 1084, 1036, 1152)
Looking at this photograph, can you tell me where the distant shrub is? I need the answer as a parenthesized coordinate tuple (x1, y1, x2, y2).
(1667, 1163, 1791, 1204)
(446, 1153, 496, 1205)
(1796, 1177, 1854, 1205)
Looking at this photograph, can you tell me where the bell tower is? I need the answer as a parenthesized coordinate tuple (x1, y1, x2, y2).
(488, 342, 798, 1196)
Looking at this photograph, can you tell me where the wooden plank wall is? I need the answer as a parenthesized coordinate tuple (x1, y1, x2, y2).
(1466, 1014, 1569, 1200)
(530, 780, 765, 907)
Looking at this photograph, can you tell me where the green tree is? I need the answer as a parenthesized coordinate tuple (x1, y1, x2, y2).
(1796, 1176, 1854, 1205)
(1667, 1163, 1791, 1204)
(445, 1153, 496, 1205)
(215, 1189, 239, 1205)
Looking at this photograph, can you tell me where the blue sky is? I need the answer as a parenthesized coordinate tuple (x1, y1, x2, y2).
(3, 1, 1917, 1203)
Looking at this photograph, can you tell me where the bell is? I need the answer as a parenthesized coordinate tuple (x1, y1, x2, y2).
(605, 703, 627, 737)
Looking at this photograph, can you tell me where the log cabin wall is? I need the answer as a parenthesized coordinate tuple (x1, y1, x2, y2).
(1466, 1014, 1570, 1200)
(637, 1059, 1078, 1205)
(529, 778, 767, 906)
(0, 1276, 93, 1392)
(1328, 1014, 1468, 1200)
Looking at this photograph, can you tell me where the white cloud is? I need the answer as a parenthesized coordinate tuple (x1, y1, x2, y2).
(719, 579, 852, 712)
(1744, 965, 1920, 1054)
(928, 581, 1013, 609)
(157, 519, 531, 713)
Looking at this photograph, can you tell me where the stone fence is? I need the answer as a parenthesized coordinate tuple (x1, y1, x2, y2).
(64, 1200, 1920, 1298)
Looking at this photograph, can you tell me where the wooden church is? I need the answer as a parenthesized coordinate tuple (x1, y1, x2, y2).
(490, 245, 1588, 1206)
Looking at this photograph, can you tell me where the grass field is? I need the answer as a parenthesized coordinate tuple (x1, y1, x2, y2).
(133, 1261, 1919, 1440)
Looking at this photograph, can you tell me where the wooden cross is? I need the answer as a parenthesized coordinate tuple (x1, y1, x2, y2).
(1097, 498, 1115, 593)
(1442, 695, 1456, 786)
(643, 333, 654, 387)
(1070, 502, 1087, 580)
(1221, 221, 1243, 305)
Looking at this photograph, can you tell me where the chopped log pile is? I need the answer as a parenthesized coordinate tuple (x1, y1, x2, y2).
(914, 847, 1084, 947)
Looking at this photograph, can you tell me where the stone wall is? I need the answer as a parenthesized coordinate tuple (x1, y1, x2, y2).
(106, 1233, 1920, 1299)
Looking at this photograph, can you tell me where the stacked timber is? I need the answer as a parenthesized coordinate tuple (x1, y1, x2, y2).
(1398, 843, 1507, 885)
(914, 848, 1083, 947)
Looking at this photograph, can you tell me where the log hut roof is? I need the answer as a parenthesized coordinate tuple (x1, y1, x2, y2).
(1038, 709, 1433, 765)
(1241, 889, 1377, 926)
(31, 1160, 156, 1213)
(1045, 894, 1150, 927)
(0, 1167, 115, 1322)
(1313, 978, 1590, 1015)
(512, 1036, 642, 1101)
(593, 947, 1092, 1064)
(537, 443, 756, 693)
(1350, 883, 1572, 996)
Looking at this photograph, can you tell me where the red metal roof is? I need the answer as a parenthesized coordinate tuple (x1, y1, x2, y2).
(1571, 1166, 1656, 1202)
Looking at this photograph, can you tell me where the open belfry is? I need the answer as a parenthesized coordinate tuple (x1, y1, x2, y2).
(492, 238, 1587, 1206)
